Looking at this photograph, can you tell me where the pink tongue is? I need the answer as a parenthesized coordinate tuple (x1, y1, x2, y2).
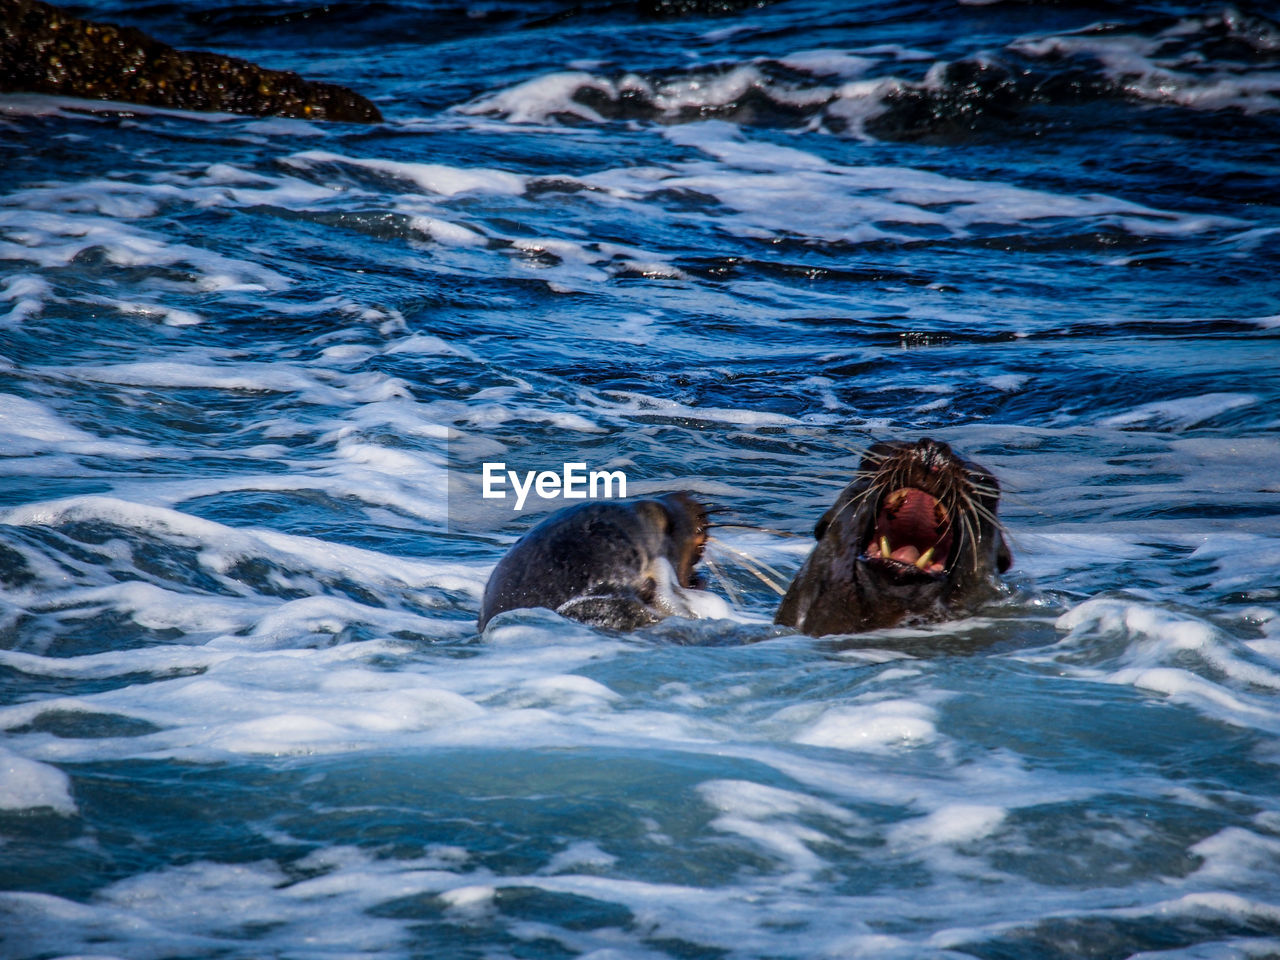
(890, 544, 920, 564)
(894, 489, 941, 542)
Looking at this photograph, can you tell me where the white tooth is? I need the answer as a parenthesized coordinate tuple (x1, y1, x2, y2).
(915, 545, 936, 569)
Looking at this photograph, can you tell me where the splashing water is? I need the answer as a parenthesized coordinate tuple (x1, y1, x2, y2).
(2, 1, 1279, 958)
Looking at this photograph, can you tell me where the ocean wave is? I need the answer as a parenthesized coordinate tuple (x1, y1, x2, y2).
(461, 10, 1280, 143)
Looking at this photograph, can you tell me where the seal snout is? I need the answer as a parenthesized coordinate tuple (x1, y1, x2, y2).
(914, 437, 956, 474)
(864, 486, 952, 576)
(655, 492, 710, 588)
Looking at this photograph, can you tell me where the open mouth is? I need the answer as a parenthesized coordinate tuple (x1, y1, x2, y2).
(862, 486, 953, 577)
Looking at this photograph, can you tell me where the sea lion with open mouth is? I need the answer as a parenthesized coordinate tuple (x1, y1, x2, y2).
(478, 492, 715, 631)
(775, 438, 1012, 637)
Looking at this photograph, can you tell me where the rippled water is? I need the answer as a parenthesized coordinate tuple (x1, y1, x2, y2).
(2, 1, 1280, 958)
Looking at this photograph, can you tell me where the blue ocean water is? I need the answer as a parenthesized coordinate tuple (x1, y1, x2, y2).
(2, 1, 1280, 957)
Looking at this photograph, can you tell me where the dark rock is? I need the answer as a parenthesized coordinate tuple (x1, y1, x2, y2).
(0, 0, 382, 122)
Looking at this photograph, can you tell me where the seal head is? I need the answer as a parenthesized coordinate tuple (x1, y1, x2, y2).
(478, 492, 710, 631)
(775, 438, 1011, 636)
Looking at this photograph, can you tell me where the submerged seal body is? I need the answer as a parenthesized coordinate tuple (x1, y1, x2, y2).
(478, 492, 711, 631)
(776, 438, 1012, 637)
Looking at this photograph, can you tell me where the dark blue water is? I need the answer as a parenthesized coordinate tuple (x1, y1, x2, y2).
(2, 2, 1280, 957)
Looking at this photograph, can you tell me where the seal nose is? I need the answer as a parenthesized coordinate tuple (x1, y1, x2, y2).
(915, 437, 953, 472)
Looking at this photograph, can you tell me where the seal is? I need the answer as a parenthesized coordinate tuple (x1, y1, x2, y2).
(477, 492, 712, 631)
(775, 438, 1012, 636)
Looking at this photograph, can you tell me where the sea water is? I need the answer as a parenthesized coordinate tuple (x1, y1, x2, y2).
(1, 1, 1279, 958)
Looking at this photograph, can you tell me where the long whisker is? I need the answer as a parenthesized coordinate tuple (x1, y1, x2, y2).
(966, 497, 1011, 540)
(779, 478, 855, 489)
(963, 494, 995, 520)
(959, 506, 979, 573)
(712, 522, 809, 539)
(823, 437, 878, 461)
(824, 466, 901, 534)
(970, 501, 1006, 532)
(710, 538, 791, 585)
(700, 553, 742, 609)
(966, 506, 987, 573)
(707, 537, 788, 596)
(993, 488, 1039, 510)
(823, 486, 870, 532)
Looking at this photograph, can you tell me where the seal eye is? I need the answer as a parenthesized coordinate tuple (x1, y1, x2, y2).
(692, 507, 708, 560)
(682, 507, 708, 585)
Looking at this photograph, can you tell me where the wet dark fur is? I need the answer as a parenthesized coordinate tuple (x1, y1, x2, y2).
(478, 492, 708, 631)
(776, 439, 1011, 637)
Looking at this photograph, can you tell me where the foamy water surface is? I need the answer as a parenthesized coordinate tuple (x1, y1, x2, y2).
(2, 1, 1279, 958)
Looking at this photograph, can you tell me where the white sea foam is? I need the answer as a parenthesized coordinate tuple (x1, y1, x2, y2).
(698, 779, 857, 875)
(1047, 597, 1280, 731)
(543, 840, 618, 874)
(458, 48, 910, 137)
(820, 76, 913, 137)
(83, 294, 203, 327)
(408, 214, 489, 246)
(0, 393, 155, 459)
(2, 495, 477, 597)
(777, 50, 876, 78)
(0, 207, 289, 291)
(1126, 939, 1280, 960)
(1189, 827, 1280, 888)
(0, 854, 428, 958)
(15, 349, 463, 526)
(985, 374, 1029, 393)
(1099, 393, 1258, 430)
(648, 556, 734, 622)
(287, 150, 527, 197)
(1008, 531, 1154, 582)
(58, 359, 411, 404)
(888, 804, 1007, 848)
(929, 894, 1280, 955)
(1013, 15, 1280, 115)
(505, 674, 621, 710)
(459, 65, 833, 125)
(1, 624, 1276, 958)
(592, 389, 801, 427)
(0, 273, 51, 324)
(1, 639, 490, 762)
(0, 745, 76, 814)
(458, 71, 617, 124)
(1188, 531, 1280, 598)
(699, 778, 858, 823)
(793, 698, 939, 752)
(574, 121, 1238, 247)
